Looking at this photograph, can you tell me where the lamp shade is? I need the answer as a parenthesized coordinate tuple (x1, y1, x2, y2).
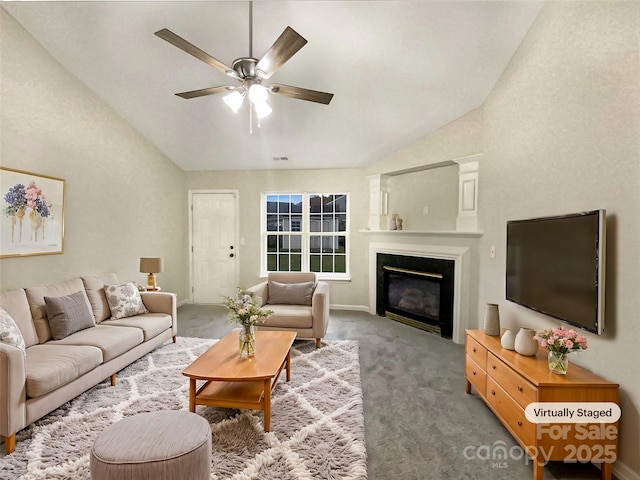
(223, 90, 244, 113)
(140, 257, 164, 274)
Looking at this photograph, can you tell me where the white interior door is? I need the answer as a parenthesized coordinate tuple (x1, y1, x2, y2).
(191, 192, 237, 304)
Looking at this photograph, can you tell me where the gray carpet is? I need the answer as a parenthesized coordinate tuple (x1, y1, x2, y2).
(0, 337, 367, 480)
(178, 305, 613, 480)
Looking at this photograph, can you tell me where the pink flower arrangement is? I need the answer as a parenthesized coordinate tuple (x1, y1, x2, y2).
(25, 182, 44, 210)
(534, 327, 588, 355)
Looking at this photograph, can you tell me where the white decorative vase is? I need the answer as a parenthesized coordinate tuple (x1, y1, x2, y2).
(514, 328, 538, 356)
(388, 213, 398, 230)
(483, 303, 500, 336)
(500, 329, 516, 350)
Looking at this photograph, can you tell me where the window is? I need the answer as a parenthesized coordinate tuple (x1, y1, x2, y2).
(262, 193, 349, 279)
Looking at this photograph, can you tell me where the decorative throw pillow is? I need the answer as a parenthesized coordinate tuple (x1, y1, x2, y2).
(267, 280, 316, 306)
(44, 290, 96, 340)
(104, 283, 149, 319)
(0, 306, 26, 352)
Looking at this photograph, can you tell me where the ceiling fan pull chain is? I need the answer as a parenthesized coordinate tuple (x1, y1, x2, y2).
(249, 104, 253, 134)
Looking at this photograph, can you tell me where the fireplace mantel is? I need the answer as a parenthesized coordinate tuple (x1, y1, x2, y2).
(359, 229, 483, 237)
(369, 242, 471, 344)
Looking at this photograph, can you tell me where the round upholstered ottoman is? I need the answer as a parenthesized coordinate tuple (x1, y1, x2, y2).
(90, 410, 211, 480)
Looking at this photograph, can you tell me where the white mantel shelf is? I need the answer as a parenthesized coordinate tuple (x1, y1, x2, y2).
(358, 229, 483, 238)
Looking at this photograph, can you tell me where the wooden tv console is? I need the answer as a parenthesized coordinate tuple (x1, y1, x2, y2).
(465, 329, 619, 480)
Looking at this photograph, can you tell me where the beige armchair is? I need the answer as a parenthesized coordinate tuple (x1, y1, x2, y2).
(247, 272, 330, 348)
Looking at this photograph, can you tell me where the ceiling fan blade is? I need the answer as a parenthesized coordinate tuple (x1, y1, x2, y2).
(270, 84, 334, 105)
(155, 28, 238, 79)
(176, 86, 237, 99)
(256, 27, 307, 79)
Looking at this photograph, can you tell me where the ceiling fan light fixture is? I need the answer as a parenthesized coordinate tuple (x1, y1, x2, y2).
(253, 99, 272, 119)
(156, 2, 333, 133)
(223, 90, 245, 113)
(248, 84, 269, 104)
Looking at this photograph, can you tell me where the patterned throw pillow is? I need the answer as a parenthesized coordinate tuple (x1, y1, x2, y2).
(44, 290, 96, 340)
(0, 306, 26, 352)
(104, 283, 149, 319)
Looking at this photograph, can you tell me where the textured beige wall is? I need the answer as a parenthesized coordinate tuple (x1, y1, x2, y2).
(480, 2, 640, 477)
(184, 168, 370, 308)
(367, 107, 483, 175)
(0, 10, 188, 300)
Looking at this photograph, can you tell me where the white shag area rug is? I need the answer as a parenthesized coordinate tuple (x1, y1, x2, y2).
(1, 337, 367, 479)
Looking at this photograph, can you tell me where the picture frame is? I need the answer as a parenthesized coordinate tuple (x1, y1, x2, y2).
(0, 167, 65, 258)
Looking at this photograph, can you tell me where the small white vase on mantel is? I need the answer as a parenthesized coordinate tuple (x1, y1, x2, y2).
(514, 328, 538, 356)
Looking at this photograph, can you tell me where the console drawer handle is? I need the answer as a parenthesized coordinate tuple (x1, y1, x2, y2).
(518, 386, 523, 392)
(472, 347, 476, 353)
(492, 365, 496, 370)
(491, 390, 496, 396)
(517, 421, 523, 426)
(472, 371, 477, 376)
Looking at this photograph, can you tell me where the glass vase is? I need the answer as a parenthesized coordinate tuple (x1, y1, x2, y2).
(548, 351, 569, 375)
(239, 324, 256, 358)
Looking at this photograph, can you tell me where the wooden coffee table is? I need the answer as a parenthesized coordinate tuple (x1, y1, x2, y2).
(182, 329, 297, 432)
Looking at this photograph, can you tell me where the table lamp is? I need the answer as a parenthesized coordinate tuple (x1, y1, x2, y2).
(140, 257, 164, 291)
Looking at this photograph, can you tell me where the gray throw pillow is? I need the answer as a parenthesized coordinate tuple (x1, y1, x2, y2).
(267, 281, 316, 306)
(44, 291, 96, 340)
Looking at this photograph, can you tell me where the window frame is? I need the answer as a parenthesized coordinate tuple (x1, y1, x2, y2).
(260, 192, 350, 280)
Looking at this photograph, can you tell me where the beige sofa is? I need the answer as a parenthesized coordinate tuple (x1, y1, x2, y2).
(0, 273, 177, 454)
(247, 272, 330, 348)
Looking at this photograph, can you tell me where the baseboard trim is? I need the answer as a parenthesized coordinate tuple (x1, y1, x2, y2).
(611, 460, 640, 480)
(330, 304, 370, 312)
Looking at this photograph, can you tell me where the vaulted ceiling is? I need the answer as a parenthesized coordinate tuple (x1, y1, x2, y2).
(2, 1, 543, 171)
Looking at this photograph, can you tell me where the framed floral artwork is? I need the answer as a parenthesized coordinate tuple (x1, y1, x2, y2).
(0, 167, 65, 258)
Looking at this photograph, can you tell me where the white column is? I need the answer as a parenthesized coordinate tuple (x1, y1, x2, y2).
(454, 155, 481, 232)
(366, 174, 390, 231)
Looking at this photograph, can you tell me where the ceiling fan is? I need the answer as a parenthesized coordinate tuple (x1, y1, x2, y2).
(155, 2, 333, 126)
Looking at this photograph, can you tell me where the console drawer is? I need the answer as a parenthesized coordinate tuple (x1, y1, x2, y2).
(465, 355, 486, 397)
(487, 377, 536, 450)
(465, 335, 487, 370)
(487, 352, 537, 409)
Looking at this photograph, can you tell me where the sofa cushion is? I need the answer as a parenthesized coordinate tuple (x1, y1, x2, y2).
(0, 288, 39, 347)
(26, 278, 92, 344)
(102, 313, 172, 341)
(48, 324, 144, 362)
(25, 344, 103, 398)
(104, 283, 149, 319)
(0, 306, 26, 352)
(82, 273, 119, 322)
(261, 305, 313, 329)
(267, 281, 316, 306)
(45, 291, 96, 340)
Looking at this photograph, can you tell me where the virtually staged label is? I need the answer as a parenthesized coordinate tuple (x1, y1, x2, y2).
(525, 402, 621, 423)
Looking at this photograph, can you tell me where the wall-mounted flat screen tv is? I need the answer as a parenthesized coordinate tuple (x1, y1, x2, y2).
(506, 210, 606, 334)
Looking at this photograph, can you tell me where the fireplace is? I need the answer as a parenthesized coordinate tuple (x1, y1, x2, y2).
(376, 253, 454, 338)
(369, 242, 471, 344)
